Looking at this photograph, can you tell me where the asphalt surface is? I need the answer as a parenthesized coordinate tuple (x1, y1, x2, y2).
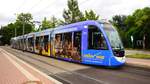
(1, 46, 150, 84)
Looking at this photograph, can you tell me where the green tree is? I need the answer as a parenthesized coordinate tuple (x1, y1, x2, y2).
(41, 16, 58, 30)
(57, 19, 66, 26)
(85, 10, 99, 20)
(15, 13, 34, 35)
(50, 16, 58, 28)
(16, 13, 33, 23)
(63, 0, 85, 24)
(126, 7, 150, 49)
(112, 7, 150, 49)
(0, 13, 34, 45)
(112, 15, 127, 31)
(111, 15, 128, 47)
(0, 23, 16, 44)
(41, 17, 51, 30)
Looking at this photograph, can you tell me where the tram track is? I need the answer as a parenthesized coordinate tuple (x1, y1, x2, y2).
(2, 46, 150, 84)
(3, 47, 108, 84)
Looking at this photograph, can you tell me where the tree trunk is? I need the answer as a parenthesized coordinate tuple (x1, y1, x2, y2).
(143, 35, 145, 49)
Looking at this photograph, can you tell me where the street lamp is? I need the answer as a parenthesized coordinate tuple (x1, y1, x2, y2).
(15, 27, 17, 37)
(14, 13, 17, 37)
(22, 16, 26, 51)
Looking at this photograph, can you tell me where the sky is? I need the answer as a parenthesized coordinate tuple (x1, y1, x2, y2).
(0, 0, 150, 26)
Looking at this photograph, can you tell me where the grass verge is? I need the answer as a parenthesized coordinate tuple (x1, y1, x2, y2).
(126, 54, 150, 59)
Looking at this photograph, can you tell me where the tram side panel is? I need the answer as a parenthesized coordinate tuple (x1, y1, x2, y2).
(81, 24, 113, 66)
(34, 32, 51, 56)
(51, 29, 82, 62)
(41, 35, 51, 56)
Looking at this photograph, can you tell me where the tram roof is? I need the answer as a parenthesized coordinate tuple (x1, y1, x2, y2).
(12, 20, 110, 39)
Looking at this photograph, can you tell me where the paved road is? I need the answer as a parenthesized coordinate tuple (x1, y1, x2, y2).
(0, 48, 60, 84)
(1, 46, 150, 84)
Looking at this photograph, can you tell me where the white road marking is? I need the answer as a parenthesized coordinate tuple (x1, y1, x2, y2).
(2, 50, 40, 82)
(1, 48, 62, 84)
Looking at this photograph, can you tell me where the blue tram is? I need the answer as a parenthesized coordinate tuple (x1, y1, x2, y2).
(11, 20, 125, 67)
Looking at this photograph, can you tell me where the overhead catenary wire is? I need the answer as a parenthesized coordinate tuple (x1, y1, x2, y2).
(79, 0, 89, 6)
(17, 0, 27, 13)
(32, 0, 57, 15)
(21, 0, 91, 24)
(28, 0, 43, 13)
(8, 0, 26, 24)
(12, 0, 91, 23)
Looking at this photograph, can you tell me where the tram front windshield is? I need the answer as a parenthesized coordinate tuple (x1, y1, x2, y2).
(103, 23, 124, 51)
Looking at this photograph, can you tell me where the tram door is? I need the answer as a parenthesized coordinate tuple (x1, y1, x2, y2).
(73, 31, 82, 61)
(42, 35, 50, 56)
(27, 37, 34, 52)
(35, 36, 40, 54)
(82, 25, 108, 64)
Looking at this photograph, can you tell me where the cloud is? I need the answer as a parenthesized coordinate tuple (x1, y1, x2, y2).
(79, 0, 150, 19)
(0, 0, 150, 26)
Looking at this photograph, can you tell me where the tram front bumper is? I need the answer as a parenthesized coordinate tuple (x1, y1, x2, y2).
(110, 56, 126, 66)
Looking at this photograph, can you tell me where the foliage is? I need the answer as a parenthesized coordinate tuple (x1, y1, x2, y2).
(50, 16, 58, 28)
(41, 17, 52, 30)
(111, 15, 128, 47)
(16, 13, 33, 23)
(0, 23, 16, 44)
(41, 16, 59, 30)
(15, 13, 34, 35)
(111, 7, 150, 49)
(57, 19, 66, 26)
(126, 7, 150, 49)
(0, 13, 34, 45)
(63, 0, 85, 24)
(63, 0, 99, 24)
(85, 10, 99, 20)
(112, 15, 127, 31)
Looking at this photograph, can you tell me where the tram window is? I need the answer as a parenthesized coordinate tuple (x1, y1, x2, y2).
(74, 31, 81, 53)
(55, 34, 63, 55)
(54, 32, 81, 61)
(28, 37, 33, 47)
(73, 31, 81, 61)
(55, 34, 63, 49)
(39, 36, 44, 48)
(62, 32, 72, 56)
(88, 25, 108, 50)
(36, 37, 40, 50)
(44, 35, 49, 52)
(63, 32, 72, 50)
(20, 39, 23, 49)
